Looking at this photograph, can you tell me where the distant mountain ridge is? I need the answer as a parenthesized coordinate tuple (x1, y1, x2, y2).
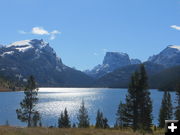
(148, 45, 180, 67)
(0, 39, 94, 87)
(85, 45, 180, 90)
(0, 39, 179, 89)
(96, 62, 165, 88)
(85, 52, 141, 78)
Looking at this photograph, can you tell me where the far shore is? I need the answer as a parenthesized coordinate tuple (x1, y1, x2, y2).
(0, 87, 167, 92)
(0, 87, 23, 92)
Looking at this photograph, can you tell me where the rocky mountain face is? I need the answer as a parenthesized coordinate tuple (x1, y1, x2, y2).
(130, 58, 141, 64)
(0, 39, 94, 87)
(93, 45, 180, 89)
(96, 62, 165, 88)
(85, 52, 141, 78)
(0, 40, 179, 89)
(148, 45, 180, 67)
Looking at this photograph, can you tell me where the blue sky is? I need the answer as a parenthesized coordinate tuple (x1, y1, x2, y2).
(1, 0, 180, 70)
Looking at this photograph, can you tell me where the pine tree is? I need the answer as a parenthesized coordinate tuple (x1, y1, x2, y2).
(95, 109, 109, 129)
(158, 91, 173, 128)
(77, 100, 90, 128)
(95, 109, 103, 128)
(64, 108, 71, 128)
(16, 75, 40, 127)
(58, 112, 64, 128)
(116, 101, 130, 127)
(125, 71, 139, 130)
(175, 84, 180, 120)
(138, 64, 152, 131)
(58, 108, 71, 128)
(122, 64, 152, 131)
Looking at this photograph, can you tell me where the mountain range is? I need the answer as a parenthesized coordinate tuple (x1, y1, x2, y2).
(0, 39, 93, 87)
(0, 39, 179, 90)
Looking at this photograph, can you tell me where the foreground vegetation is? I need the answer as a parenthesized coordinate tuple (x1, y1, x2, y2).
(0, 126, 164, 135)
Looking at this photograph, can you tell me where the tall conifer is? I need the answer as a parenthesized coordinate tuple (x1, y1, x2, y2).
(16, 76, 40, 127)
(77, 100, 90, 128)
(158, 91, 173, 128)
(121, 64, 152, 131)
(58, 108, 71, 128)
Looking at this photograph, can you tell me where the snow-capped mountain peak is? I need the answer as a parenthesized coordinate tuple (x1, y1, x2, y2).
(168, 45, 180, 51)
(0, 39, 94, 87)
(5, 39, 49, 53)
(7, 39, 48, 47)
(7, 40, 32, 47)
(148, 45, 180, 67)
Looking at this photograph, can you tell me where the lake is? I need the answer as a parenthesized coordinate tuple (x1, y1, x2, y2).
(0, 88, 176, 127)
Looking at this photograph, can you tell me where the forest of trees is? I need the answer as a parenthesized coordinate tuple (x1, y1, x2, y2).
(15, 65, 179, 133)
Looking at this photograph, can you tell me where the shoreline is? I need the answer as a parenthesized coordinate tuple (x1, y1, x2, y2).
(0, 88, 23, 92)
(0, 87, 169, 93)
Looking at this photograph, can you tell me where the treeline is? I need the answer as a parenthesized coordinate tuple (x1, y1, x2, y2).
(0, 75, 23, 91)
(15, 65, 180, 133)
(149, 65, 180, 91)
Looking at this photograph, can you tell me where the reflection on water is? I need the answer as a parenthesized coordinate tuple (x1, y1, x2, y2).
(0, 88, 176, 126)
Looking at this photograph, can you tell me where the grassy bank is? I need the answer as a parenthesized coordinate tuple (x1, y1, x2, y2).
(0, 126, 164, 135)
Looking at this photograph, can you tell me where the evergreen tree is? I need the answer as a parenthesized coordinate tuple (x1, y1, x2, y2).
(77, 100, 90, 128)
(95, 109, 103, 128)
(58, 112, 64, 128)
(116, 101, 130, 127)
(16, 75, 40, 127)
(125, 71, 139, 130)
(175, 84, 180, 120)
(138, 64, 153, 131)
(58, 108, 71, 128)
(158, 91, 173, 128)
(122, 64, 152, 131)
(95, 109, 109, 129)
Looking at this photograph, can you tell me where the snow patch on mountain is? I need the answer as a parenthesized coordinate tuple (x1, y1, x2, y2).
(6, 39, 48, 52)
(15, 45, 33, 52)
(7, 40, 31, 47)
(168, 45, 180, 51)
(1, 51, 14, 57)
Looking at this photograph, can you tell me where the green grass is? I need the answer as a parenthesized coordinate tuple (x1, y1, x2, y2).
(0, 126, 164, 135)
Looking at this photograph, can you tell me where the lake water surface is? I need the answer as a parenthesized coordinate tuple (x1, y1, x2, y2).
(0, 88, 176, 127)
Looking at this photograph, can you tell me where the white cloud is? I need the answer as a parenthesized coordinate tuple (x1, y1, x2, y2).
(19, 27, 61, 40)
(49, 30, 61, 40)
(170, 25, 180, 30)
(51, 30, 61, 34)
(32, 27, 49, 35)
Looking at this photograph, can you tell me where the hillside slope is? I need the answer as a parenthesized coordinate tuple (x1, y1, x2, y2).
(0, 39, 94, 87)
